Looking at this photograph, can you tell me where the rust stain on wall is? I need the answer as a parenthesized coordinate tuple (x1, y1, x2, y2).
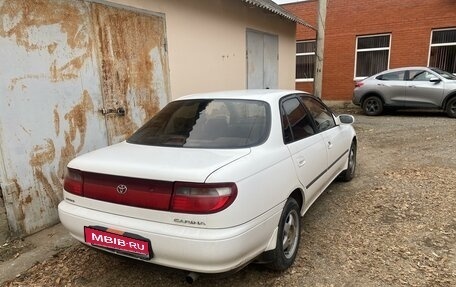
(64, 90, 93, 153)
(11, 179, 26, 233)
(1, 0, 93, 88)
(23, 195, 32, 204)
(0, 0, 88, 51)
(58, 90, 94, 179)
(29, 139, 61, 208)
(30, 138, 55, 167)
(47, 42, 57, 54)
(53, 105, 60, 136)
(91, 3, 163, 141)
(49, 52, 91, 82)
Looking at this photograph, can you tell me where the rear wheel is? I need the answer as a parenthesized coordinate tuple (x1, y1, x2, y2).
(267, 198, 301, 271)
(362, 96, 383, 116)
(446, 97, 456, 118)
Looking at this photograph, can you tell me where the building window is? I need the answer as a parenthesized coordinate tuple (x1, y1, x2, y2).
(296, 40, 316, 81)
(355, 34, 391, 78)
(429, 28, 456, 74)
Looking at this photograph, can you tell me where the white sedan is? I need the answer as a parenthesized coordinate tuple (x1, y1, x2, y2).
(58, 90, 357, 276)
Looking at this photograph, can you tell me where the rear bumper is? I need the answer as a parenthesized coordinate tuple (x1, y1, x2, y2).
(58, 201, 281, 273)
(352, 91, 362, 106)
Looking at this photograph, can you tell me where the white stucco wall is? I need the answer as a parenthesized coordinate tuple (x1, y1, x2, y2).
(96, 0, 297, 99)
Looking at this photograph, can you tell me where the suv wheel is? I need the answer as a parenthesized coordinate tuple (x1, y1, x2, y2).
(362, 96, 383, 116)
(446, 97, 456, 118)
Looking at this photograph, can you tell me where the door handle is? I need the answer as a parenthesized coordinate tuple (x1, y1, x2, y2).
(327, 141, 333, 149)
(298, 159, 306, 167)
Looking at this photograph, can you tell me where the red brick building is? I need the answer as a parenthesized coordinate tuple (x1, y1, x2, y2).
(283, 0, 456, 101)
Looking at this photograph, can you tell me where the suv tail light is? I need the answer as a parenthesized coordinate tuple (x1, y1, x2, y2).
(171, 182, 237, 214)
(355, 81, 364, 88)
(64, 168, 83, 196)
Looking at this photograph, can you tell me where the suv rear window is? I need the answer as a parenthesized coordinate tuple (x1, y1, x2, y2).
(127, 99, 270, 148)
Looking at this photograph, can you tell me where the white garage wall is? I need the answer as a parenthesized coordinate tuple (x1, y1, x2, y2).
(97, 0, 297, 98)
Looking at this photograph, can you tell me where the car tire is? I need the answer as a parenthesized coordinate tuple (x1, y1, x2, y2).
(339, 140, 357, 182)
(267, 198, 301, 271)
(362, 96, 383, 116)
(446, 97, 456, 118)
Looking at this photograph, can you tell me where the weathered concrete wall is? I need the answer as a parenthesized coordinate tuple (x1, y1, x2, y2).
(0, 195, 8, 242)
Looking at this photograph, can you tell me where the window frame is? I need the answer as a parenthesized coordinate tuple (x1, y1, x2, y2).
(281, 96, 316, 144)
(296, 40, 316, 82)
(280, 94, 337, 144)
(354, 33, 392, 80)
(299, 96, 336, 133)
(428, 28, 456, 74)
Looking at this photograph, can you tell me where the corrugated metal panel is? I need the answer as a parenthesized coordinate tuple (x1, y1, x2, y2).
(241, 0, 316, 30)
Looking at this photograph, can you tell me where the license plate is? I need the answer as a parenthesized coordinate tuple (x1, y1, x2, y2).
(84, 226, 152, 260)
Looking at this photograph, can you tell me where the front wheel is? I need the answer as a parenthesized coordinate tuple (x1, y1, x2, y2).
(339, 140, 357, 182)
(267, 198, 301, 271)
(446, 97, 456, 118)
(362, 96, 383, 116)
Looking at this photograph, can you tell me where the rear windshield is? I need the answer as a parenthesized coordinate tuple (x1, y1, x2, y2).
(127, 99, 270, 148)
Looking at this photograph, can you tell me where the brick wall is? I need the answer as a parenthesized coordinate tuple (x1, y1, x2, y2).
(283, 0, 456, 100)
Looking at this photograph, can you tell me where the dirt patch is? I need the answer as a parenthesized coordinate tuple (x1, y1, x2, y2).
(2, 107, 455, 286)
(0, 239, 35, 263)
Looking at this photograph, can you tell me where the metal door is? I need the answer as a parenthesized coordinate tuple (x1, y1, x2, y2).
(0, 0, 169, 236)
(90, 3, 169, 144)
(246, 30, 278, 89)
(0, 0, 108, 235)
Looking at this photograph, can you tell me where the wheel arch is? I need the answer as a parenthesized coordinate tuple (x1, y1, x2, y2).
(289, 188, 304, 212)
(361, 91, 385, 106)
(443, 91, 456, 109)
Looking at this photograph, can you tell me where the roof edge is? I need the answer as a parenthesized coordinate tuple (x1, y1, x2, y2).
(241, 0, 316, 30)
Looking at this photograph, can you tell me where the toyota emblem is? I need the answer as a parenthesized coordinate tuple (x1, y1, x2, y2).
(116, 184, 128, 195)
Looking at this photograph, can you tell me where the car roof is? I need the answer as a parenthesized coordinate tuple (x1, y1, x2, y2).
(175, 89, 309, 102)
(380, 66, 431, 73)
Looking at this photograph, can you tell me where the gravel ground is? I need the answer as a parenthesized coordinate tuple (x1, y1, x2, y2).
(2, 107, 456, 287)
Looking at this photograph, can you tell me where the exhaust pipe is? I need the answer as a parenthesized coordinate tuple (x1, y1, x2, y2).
(185, 272, 199, 284)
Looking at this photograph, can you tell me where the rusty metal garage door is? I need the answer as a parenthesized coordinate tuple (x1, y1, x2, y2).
(0, 0, 169, 236)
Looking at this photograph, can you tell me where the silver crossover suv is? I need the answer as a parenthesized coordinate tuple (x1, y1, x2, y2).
(352, 67, 456, 117)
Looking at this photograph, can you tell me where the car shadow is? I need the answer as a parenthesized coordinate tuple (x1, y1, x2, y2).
(383, 108, 446, 118)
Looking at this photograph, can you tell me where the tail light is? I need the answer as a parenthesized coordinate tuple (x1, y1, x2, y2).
(171, 182, 237, 214)
(355, 81, 364, 88)
(63, 168, 237, 214)
(64, 168, 83, 196)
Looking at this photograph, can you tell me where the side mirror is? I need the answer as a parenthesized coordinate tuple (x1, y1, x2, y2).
(337, 114, 355, 125)
(429, 77, 441, 83)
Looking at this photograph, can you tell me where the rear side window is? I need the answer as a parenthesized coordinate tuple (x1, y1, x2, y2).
(282, 98, 315, 143)
(376, 71, 405, 81)
(127, 99, 270, 148)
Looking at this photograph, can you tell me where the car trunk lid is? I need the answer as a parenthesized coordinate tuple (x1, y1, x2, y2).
(66, 142, 250, 210)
